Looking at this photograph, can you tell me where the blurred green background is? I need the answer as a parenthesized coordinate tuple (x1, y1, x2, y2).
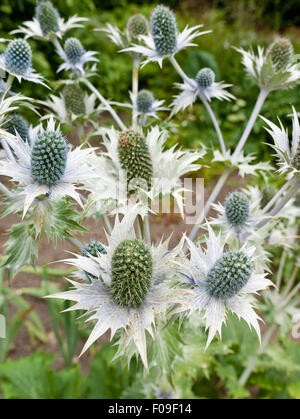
(0, 0, 299, 164)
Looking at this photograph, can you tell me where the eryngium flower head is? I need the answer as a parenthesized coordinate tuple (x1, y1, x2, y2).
(31, 130, 67, 187)
(127, 14, 148, 39)
(64, 38, 85, 64)
(63, 84, 86, 115)
(195, 67, 215, 88)
(150, 5, 177, 56)
(35, 0, 59, 36)
(136, 89, 154, 114)
(267, 38, 294, 72)
(111, 239, 152, 308)
(4, 113, 29, 142)
(5, 39, 32, 75)
(118, 129, 153, 191)
(207, 250, 252, 299)
(225, 191, 250, 227)
(81, 240, 106, 282)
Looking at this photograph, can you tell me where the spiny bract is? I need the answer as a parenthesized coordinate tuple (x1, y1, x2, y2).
(31, 131, 67, 187)
(64, 38, 85, 64)
(5, 39, 32, 75)
(63, 84, 86, 115)
(207, 250, 252, 299)
(118, 129, 153, 192)
(111, 239, 152, 308)
(81, 240, 106, 282)
(267, 38, 294, 72)
(195, 67, 215, 88)
(4, 113, 29, 143)
(127, 14, 148, 38)
(225, 191, 250, 227)
(150, 5, 177, 56)
(136, 89, 154, 113)
(35, 0, 59, 36)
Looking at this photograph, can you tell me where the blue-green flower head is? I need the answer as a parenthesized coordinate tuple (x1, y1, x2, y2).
(195, 67, 215, 88)
(63, 84, 86, 115)
(207, 250, 252, 299)
(31, 130, 67, 187)
(111, 239, 152, 308)
(225, 191, 250, 227)
(5, 39, 32, 75)
(267, 37, 294, 72)
(64, 38, 85, 64)
(137, 90, 154, 114)
(35, 0, 60, 36)
(81, 240, 107, 282)
(150, 5, 177, 56)
(4, 113, 29, 143)
(127, 14, 149, 39)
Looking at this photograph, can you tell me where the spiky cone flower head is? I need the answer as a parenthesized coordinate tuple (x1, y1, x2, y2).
(56, 37, 98, 76)
(81, 240, 106, 283)
(118, 129, 153, 193)
(235, 38, 300, 91)
(11, 1, 88, 41)
(137, 90, 154, 114)
(127, 14, 149, 41)
(261, 107, 300, 176)
(171, 67, 235, 115)
(0, 38, 46, 85)
(83, 126, 205, 218)
(123, 4, 211, 68)
(47, 212, 188, 369)
(177, 225, 273, 348)
(0, 117, 97, 216)
(4, 113, 29, 143)
(62, 83, 86, 116)
(225, 191, 250, 228)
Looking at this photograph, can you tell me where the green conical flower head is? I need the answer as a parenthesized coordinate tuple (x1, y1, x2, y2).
(63, 84, 86, 115)
(127, 14, 149, 39)
(267, 38, 294, 71)
(118, 130, 153, 192)
(64, 38, 85, 64)
(207, 250, 252, 299)
(292, 143, 300, 171)
(35, 0, 59, 36)
(81, 240, 107, 282)
(136, 90, 154, 113)
(225, 191, 250, 227)
(31, 131, 67, 187)
(111, 239, 152, 308)
(150, 5, 177, 56)
(4, 114, 29, 143)
(5, 39, 32, 75)
(195, 67, 215, 88)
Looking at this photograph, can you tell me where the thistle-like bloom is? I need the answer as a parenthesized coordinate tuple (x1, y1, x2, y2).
(124, 5, 211, 68)
(3, 113, 29, 142)
(12, 0, 87, 41)
(0, 39, 46, 85)
(171, 67, 235, 115)
(178, 226, 273, 348)
(56, 37, 98, 76)
(47, 213, 187, 369)
(40, 83, 104, 126)
(0, 117, 96, 216)
(235, 38, 300, 90)
(261, 107, 300, 176)
(85, 126, 205, 217)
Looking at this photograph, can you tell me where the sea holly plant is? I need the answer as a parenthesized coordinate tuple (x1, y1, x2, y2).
(0, 1, 299, 400)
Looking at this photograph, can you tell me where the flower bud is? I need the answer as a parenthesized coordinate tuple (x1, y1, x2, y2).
(267, 38, 294, 71)
(150, 5, 177, 56)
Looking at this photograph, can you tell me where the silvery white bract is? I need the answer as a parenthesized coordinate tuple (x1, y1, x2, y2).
(47, 212, 188, 369)
(84, 126, 205, 217)
(0, 117, 96, 216)
(177, 225, 273, 348)
(213, 149, 272, 177)
(0, 39, 46, 86)
(235, 46, 300, 91)
(171, 78, 235, 116)
(261, 107, 300, 176)
(56, 38, 98, 76)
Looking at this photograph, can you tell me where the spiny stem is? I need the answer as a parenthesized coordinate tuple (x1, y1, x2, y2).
(233, 88, 269, 158)
(82, 78, 126, 131)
